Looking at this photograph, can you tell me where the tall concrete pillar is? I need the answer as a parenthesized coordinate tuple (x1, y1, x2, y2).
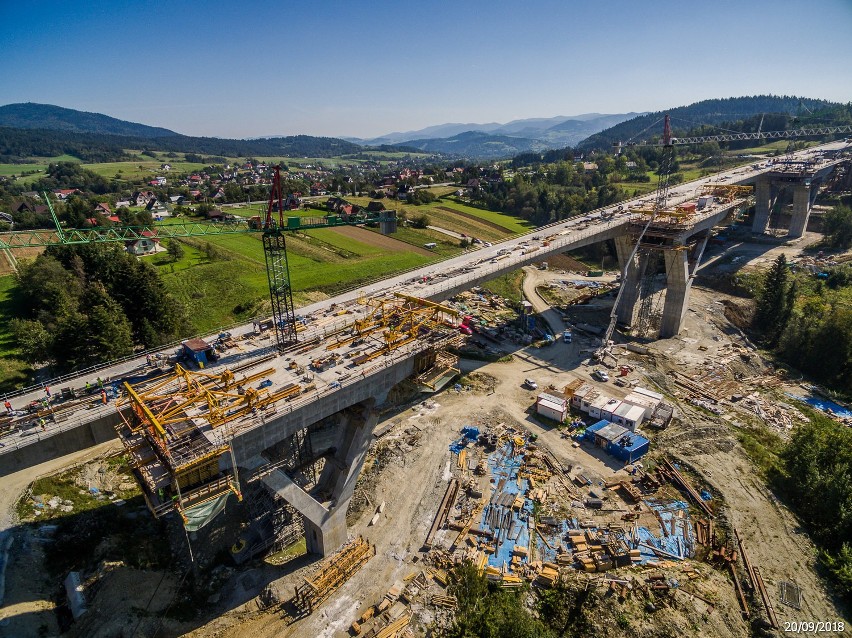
(262, 400, 377, 556)
(788, 182, 814, 238)
(617, 247, 651, 327)
(752, 177, 776, 234)
(614, 235, 633, 270)
(659, 246, 690, 338)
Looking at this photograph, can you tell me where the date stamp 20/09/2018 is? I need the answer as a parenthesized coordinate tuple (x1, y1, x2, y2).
(783, 620, 845, 633)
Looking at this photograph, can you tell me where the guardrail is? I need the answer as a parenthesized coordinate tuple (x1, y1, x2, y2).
(1, 149, 814, 406)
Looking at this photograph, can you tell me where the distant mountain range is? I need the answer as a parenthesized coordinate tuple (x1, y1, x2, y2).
(347, 113, 644, 156)
(0, 97, 845, 162)
(0, 103, 178, 138)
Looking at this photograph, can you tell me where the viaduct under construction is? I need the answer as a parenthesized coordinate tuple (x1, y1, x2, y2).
(0, 139, 849, 561)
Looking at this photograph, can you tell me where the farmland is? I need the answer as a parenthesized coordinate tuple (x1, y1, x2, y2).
(149, 224, 442, 332)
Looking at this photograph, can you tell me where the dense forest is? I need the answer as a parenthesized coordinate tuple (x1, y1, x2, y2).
(0, 102, 177, 137)
(776, 412, 852, 600)
(751, 247, 852, 394)
(10, 244, 191, 372)
(0, 126, 364, 163)
(577, 95, 845, 150)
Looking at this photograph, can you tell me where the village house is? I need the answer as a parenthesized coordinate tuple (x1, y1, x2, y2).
(125, 230, 160, 256)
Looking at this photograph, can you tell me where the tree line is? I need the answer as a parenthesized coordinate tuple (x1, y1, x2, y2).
(752, 251, 852, 393)
(0, 126, 365, 163)
(11, 244, 190, 372)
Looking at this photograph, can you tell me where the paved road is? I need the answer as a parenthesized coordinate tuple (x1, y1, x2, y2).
(2, 140, 849, 453)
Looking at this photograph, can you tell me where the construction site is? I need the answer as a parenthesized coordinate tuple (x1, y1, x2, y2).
(1, 137, 850, 637)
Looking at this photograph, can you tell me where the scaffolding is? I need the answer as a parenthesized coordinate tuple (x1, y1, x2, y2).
(114, 362, 309, 527)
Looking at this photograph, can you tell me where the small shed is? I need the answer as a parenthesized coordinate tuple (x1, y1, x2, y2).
(585, 420, 649, 463)
(600, 398, 623, 422)
(623, 391, 660, 419)
(182, 338, 214, 367)
(579, 388, 601, 414)
(536, 392, 567, 422)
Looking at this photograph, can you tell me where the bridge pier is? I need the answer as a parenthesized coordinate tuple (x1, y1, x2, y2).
(659, 245, 689, 338)
(614, 235, 651, 326)
(788, 181, 817, 238)
(262, 399, 377, 556)
(752, 176, 777, 234)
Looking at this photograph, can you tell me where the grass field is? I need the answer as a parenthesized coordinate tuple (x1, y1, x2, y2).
(0, 274, 33, 392)
(85, 160, 209, 180)
(341, 195, 531, 243)
(149, 223, 440, 332)
(436, 200, 534, 234)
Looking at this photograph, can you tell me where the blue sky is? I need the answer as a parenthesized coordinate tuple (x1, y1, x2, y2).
(1, 0, 850, 139)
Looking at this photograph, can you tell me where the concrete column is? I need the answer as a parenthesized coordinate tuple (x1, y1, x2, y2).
(613, 235, 633, 270)
(261, 399, 377, 556)
(752, 177, 776, 234)
(617, 247, 651, 327)
(787, 182, 813, 238)
(659, 246, 690, 338)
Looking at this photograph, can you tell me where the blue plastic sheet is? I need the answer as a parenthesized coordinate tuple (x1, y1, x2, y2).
(635, 500, 694, 561)
(786, 393, 852, 419)
(449, 426, 481, 453)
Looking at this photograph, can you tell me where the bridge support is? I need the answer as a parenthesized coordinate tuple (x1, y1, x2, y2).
(660, 245, 688, 338)
(262, 400, 378, 556)
(752, 176, 777, 234)
(788, 182, 816, 238)
(614, 235, 651, 327)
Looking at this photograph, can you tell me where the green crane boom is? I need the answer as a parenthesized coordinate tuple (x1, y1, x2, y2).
(0, 182, 399, 352)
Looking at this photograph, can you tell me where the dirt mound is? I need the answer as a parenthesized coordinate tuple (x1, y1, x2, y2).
(543, 253, 590, 272)
(721, 299, 754, 330)
(460, 372, 498, 393)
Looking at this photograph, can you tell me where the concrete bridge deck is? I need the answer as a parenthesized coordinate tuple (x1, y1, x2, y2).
(2, 140, 849, 471)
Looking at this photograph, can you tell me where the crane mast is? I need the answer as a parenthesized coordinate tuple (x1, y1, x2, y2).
(263, 165, 299, 352)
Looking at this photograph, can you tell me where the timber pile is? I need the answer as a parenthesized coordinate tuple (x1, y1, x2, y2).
(660, 459, 713, 517)
(292, 536, 374, 614)
(424, 478, 458, 548)
(735, 528, 778, 629)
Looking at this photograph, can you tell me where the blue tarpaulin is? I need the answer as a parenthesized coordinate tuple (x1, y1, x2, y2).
(786, 393, 852, 419)
(635, 500, 694, 561)
(449, 426, 480, 454)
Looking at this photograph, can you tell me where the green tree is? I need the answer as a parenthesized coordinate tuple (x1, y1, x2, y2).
(10, 319, 52, 364)
(411, 214, 431, 229)
(82, 283, 134, 363)
(446, 563, 553, 638)
(167, 239, 185, 262)
(752, 254, 794, 345)
(824, 205, 852, 249)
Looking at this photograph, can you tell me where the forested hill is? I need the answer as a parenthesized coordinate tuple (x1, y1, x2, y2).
(0, 126, 364, 162)
(577, 95, 842, 150)
(397, 130, 543, 159)
(0, 103, 178, 138)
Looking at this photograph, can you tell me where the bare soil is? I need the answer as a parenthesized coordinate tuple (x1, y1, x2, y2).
(327, 225, 434, 256)
(4, 233, 850, 637)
